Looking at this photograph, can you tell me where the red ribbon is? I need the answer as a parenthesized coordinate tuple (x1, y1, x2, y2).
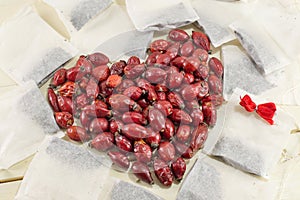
(239, 95, 276, 125)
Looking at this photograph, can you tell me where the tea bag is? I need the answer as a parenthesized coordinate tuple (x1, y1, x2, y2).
(44, 0, 113, 32)
(221, 45, 274, 100)
(15, 136, 111, 200)
(176, 153, 280, 200)
(71, 4, 136, 53)
(0, 81, 61, 169)
(94, 30, 153, 61)
(251, 0, 300, 58)
(191, 0, 257, 47)
(230, 17, 290, 76)
(0, 7, 77, 86)
(203, 88, 295, 178)
(109, 180, 163, 200)
(125, 0, 199, 32)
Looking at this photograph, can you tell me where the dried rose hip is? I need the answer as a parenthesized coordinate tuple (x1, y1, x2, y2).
(108, 94, 141, 113)
(171, 157, 186, 181)
(202, 101, 217, 126)
(51, 68, 67, 87)
(47, 88, 60, 112)
(122, 123, 149, 140)
(123, 86, 143, 101)
(208, 74, 223, 95)
(122, 111, 147, 125)
(57, 95, 73, 114)
(127, 56, 140, 65)
(175, 125, 191, 142)
(153, 100, 173, 116)
(168, 29, 189, 42)
(109, 119, 123, 134)
(110, 60, 126, 75)
(92, 65, 110, 82)
(148, 108, 166, 132)
(108, 151, 130, 170)
(58, 81, 75, 98)
(193, 48, 209, 63)
(87, 52, 109, 66)
(134, 140, 152, 163)
(156, 53, 172, 65)
(170, 109, 192, 125)
(158, 141, 175, 162)
(145, 128, 161, 149)
(192, 31, 211, 52)
(54, 112, 73, 128)
(190, 123, 208, 151)
(161, 118, 175, 140)
(208, 57, 223, 77)
(153, 158, 174, 186)
(150, 39, 170, 52)
(124, 64, 146, 79)
(115, 134, 133, 152)
(90, 132, 114, 151)
(66, 126, 90, 142)
(167, 91, 185, 109)
(89, 118, 109, 133)
(180, 40, 194, 57)
(106, 75, 122, 88)
(131, 161, 154, 185)
(145, 67, 167, 84)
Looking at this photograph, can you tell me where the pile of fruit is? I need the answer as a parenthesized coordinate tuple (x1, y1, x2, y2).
(47, 28, 223, 186)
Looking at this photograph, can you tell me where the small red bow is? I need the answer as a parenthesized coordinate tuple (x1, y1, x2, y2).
(239, 95, 276, 125)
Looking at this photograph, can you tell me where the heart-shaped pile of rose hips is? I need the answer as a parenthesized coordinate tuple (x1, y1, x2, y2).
(47, 29, 223, 186)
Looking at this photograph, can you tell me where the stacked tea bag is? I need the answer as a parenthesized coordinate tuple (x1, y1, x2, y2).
(221, 45, 274, 100)
(0, 81, 62, 169)
(0, 6, 77, 86)
(109, 180, 163, 200)
(203, 88, 295, 178)
(191, 0, 257, 47)
(125, 0, 199, 31)
(71, 3, 136, 53)
(44, 0, 113, 32)
(15, 137, 111, 200)
(176, 154, 281, 200)
(94, 30, 154, 61)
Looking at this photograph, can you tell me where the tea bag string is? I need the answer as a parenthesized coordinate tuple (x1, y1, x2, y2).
(239, 95, 276, 125)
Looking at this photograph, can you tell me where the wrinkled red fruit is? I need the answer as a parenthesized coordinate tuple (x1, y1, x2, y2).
(148, 108, 166, 132)
(92, 65, 110, 82)
(208, 74, 223, 95)
(153, 158, 174, 186)
(192, 31, 211, 52)
(134, 140, 152, 163)
(208, 57, 223, 77)
(171, 157, 186, 181)
(54, 112, 74, 129)
(58, 81, 75, 98)
(170, 109, 192, 124)
(150, 39, 170, 52)
(161, 118, 175, 140)
(47, 88, 60, 112)
(108, 151, 130, 170)
(145, 129, 161, 149)
(66, 126, 90, 142)
(115, 134, 133, 152)
(87, 52, 109, 66)
(176, 125, 191, 142)
(89, 118, 109, 133)
(122, 123, 149, 140)
(190, 123, 208, 151)
(90, 132, 115, 151)
(158, 141, 175, 162)
(106, 75, 122, 88)
(51, 68, 66, 87)
(122, 111, 147, 125)
(168, 29, 189, 42)
(131, 161, 154, 185)
(202, 101, 217, 126)
(57, 95, 73, 114)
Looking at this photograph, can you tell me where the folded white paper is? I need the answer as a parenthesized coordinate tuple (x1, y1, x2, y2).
(94, 30, 153, 61)
(221, 45, 274, 100)
(230, 17, 290, 76)
(16, 136, 111, 200)
(71, 4, 135, 53)
(0, 6, 77, 86)
(0, 81, 61, 169)
(177, 153, 280, 200)
(44, 0, 113, 32)
(192, 0, 257, 47)
(125, 0, 199, 31)
(203, 88, 295, 178)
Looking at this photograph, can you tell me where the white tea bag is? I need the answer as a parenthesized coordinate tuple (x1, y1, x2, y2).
(176, 154, 280, 200)
(0, 81, 61, 169)
(94, 30, 153, 61)
(109, 180, 163, 200)
(191, 0, 257, 47)
(0, 7, 77, 86)
(203, 88, 295, 178)
(230, 17, 290, 76)
(252, 0, 300, 58)
(44, 0, 113, 32)
(125, 0, 199, 32)
(16, 136, 111, 200)
(71, 4, 135, 53)
(221, 45, 274, 100)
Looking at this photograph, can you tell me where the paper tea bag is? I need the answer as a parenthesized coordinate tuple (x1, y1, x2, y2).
(71, 4, 135, 53)
(221, 45, 274, 100)
(109, 180, 163, 200)
(94, 30, 153, 61)
(251, 0, 300, 58)
(176, 154, 280, 200)
(0, 81, 61, 169)
(125, 0, 199, 31)
(0, 7, 77, 86)
(191, 0, 257, 47)
(44, 0, 112, 32)
(16, 136, 111, 200)
(203, 88, 295, 178)
(230, 17, 290, 76)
